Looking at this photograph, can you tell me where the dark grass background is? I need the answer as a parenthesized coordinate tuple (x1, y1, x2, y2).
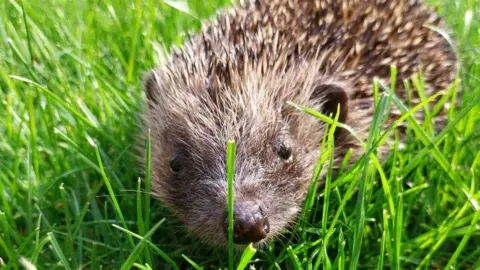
(0, 0, 479, 269)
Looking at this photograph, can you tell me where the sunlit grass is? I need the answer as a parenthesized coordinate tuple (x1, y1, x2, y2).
(0, 0, 479, 269)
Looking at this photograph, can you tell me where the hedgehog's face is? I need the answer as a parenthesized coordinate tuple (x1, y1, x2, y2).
(150, 121, 312, 246)
(144, 66, 350, 246)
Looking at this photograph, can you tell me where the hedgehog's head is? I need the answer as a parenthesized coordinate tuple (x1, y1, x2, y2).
(143, 60, 354, 246)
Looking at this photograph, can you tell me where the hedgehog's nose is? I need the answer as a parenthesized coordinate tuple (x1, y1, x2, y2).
(223, 201, 270, 244)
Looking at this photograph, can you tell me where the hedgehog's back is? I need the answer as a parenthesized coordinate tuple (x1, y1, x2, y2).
(173, 0, 456, 100)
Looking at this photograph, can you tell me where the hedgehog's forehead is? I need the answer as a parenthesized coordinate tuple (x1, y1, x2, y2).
(166, 87, 284, 135)
(159, 58, 318, 141)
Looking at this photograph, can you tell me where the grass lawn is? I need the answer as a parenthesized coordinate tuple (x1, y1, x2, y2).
(1, 0, 479, 269)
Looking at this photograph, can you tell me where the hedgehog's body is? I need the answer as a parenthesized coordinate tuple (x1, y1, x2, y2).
(144, 0, 457, 246)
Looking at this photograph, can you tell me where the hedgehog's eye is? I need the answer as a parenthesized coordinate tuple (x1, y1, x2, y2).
(277, 143, 292, 160)
(170, 153, 183, 173)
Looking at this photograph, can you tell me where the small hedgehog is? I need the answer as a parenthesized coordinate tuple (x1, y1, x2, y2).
(144, 0, 457, 246)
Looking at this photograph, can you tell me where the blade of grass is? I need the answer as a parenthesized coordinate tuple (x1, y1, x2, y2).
(71, 181, 104, 238)
(145, 129, 152, 237)
(18, 257, 37, 270)
(59, 183, 73, 264)
(10, 76, 99, 129)
(0, 212, 13, 255)
(415, 200, 472, 269)
(402, 93, 480, 176)
(287, 101, 365, 145)
(126, 0, 143, 82)
(444, 209, 480, 269)
(182, 254, 204, 270)
(26, 85, 37, 233)
(377, 230, 386, 270)
(132, 263, 152, 270)
(337, 229, 345, 270)
(143, 129, 153, 265)
(236, 243, 257, 270)
(93, 142, 135, 248)
(393, 193, 403, 270)
(112, 223, 179, 270)
(0, 237, 13, 264)
(350, 94, 391, 269)
(227, 140, 236, 270)
(48, 232, 72, 270)
(383, 209, 394, 269)
(136, 177, 152, 266)
(119, 219, 165, 270)
(303, 126, 329, 225)
(390, 92, 478, 210)
(320, 104, 340, 269)
(287, 246, 303, 270)
(30, 236, 50, 265)
(20, 0, 33, 66)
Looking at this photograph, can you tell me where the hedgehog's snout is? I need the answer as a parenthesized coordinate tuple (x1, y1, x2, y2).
(223, 201, 270, 244)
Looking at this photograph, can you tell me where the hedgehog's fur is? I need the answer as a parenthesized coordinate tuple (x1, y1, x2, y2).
(144, 0, 457, 246)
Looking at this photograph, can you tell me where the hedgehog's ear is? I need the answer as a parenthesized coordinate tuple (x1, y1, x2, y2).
(310, 81, 349, 123)
(144, 70, 161, 107)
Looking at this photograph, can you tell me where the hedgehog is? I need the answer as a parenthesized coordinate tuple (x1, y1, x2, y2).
(143, 0, 458, 246)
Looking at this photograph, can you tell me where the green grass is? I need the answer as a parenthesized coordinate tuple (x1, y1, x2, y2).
(0, 0, 479, 269)
(227, 140, 236, 270)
